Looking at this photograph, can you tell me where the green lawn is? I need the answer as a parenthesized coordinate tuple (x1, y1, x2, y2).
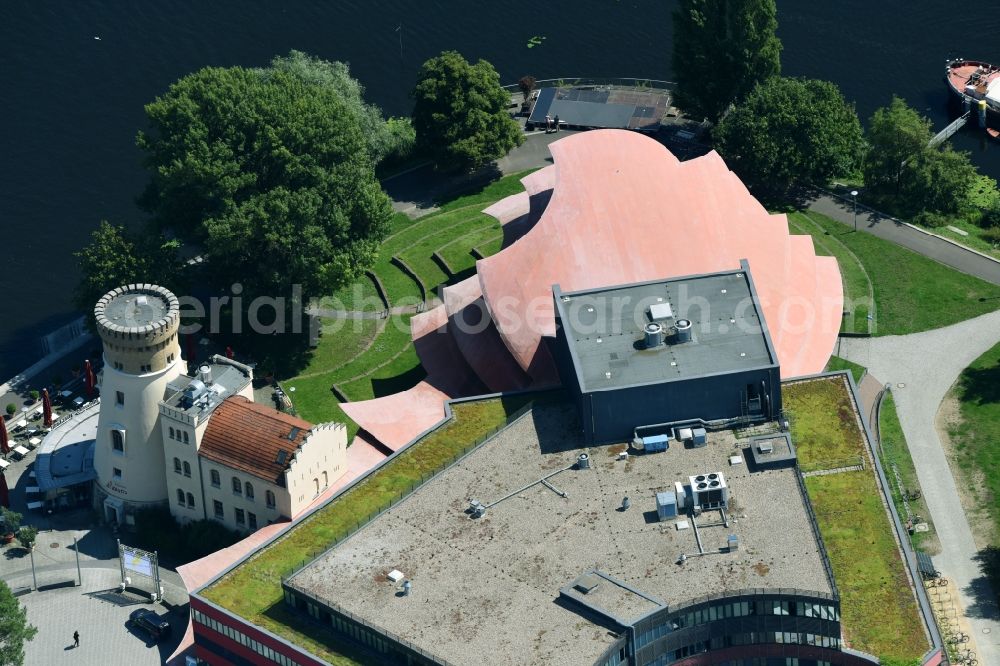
(788, 212, 872, 334)
(475, 234, 504, 257)
(804, 473, 926, 663)
(280, 170, 535, 434)
(784, 377, 927, 663)
(298, 318, 382, 379)
(397, 211, 498, 290)
(792, 211, 1000, 336)
(438, 225, 503, 274)
(326, 274, 383, 312)
(928, 217, 1000, 260)
(878, 391, 939, 554)
(783, 376, 867, 467)
(285, 316, 414, 435)
(948, 340, 1000, 555)
(824, 356, 866, 385)
(201, 395, 535, 665)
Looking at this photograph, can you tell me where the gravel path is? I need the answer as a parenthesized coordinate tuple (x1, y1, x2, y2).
(836, 309, 1000, 663)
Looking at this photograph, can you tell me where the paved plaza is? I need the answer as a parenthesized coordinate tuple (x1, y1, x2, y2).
(10, 566, 188, 666)
(2, 427, 190, 666)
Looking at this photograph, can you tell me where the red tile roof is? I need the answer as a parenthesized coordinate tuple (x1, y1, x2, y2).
(199, 396, 313, 483)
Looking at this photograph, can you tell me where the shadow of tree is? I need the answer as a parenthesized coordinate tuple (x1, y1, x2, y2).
(955, 361, 1000, 406)
(368, 364, 427, 399)
(966, 545, 1000, 618)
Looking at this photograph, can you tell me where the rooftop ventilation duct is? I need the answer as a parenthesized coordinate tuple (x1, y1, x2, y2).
(674, 319, 692, 344)
(644, 322, 664, 349)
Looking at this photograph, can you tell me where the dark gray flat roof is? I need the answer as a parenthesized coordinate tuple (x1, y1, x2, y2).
(555, 267, 776, 392)
(528, 86, 671, 131)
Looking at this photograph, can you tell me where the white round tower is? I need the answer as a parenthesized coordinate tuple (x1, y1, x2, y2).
(93, 284, 186, 522)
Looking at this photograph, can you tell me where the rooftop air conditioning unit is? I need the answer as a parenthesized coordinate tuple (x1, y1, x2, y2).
(688, 472, 728, 510)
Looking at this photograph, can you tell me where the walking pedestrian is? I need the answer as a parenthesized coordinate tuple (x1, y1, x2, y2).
(73, 630, 79, 647)
(554, 114, 560, 132)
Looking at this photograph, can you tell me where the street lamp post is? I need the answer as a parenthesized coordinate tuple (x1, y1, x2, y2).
(851, 190, 859, 231)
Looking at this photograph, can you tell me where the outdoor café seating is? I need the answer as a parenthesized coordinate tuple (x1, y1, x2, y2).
(12, 445, 30, 460)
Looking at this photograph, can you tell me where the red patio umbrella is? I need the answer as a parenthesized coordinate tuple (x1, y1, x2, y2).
(225, 345, 234, 359)
(0, 473, 8, 508)
(84, 359, 95, 399)
(42, 388, 53, 428)
(0, 416, 9, 456)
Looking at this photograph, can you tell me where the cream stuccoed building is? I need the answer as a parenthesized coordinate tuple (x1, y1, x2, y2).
(91, 284, 347, 532)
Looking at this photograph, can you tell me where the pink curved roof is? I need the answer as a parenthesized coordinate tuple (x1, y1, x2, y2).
(340, 380, 451, 451)
(476, 130, 841, 379)
(343, 130, 841, 450)
(521, 164, 556, 196)
(411, 305, 484, 396)
(482, 191, 530, 225)
(442, 276, 531, 392)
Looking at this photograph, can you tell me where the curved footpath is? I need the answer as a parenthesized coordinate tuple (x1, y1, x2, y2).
(837, 311, 1000, 665)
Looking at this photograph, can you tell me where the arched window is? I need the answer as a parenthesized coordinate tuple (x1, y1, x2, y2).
(111, 430, 125, 452)
(176, 488, 185, 505)
(232, 477, 242, 495)
(210, 469, 220, 487)
(169, 427, 175, 440)
(173, 457, 182, 474)
(265, 490, 276, 509)
(244, 482, 254, 500)
(183, 431, 190, 444)
(322, 471, 328, 488)
(183, 461, 191, 477)
(313, 478, 319, 495)
(186, 492, 195, 508)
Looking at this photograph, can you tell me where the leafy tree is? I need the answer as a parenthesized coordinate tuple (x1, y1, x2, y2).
(864, 97, 933, 197)
(73, 221, 181, 316)
(15, 527, 37, 551)
(137, 65, 393, 300)
(900, 145, 977, 218)
(0, 579, 37, 666)
(714, 77, 864, 189)
(411, 51, 524, 172)
(0, 508, 21, 535)
(864, 96, 979, 219)
(263, 51, 414, 165)
(518, 75, 537, 101)
(672, 0, 782, 121)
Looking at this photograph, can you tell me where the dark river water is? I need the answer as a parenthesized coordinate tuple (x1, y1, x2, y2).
(2, 1, 1000, 379)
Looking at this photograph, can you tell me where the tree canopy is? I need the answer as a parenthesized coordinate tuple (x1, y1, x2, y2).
(672, 0, 782, 121)
(74, 220, 181, 315)
(262, 51, 414, 166)
(137, 63, 393, 300)
(714, 77, 864, 190)
(411, 51, 523, 172)
(864, 96, 934, 197)
(900, 145, 978, 219)
(865, 97, 977, 219)
(0, 580, 37, 666)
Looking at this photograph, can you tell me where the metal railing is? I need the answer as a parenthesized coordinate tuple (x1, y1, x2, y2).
(502, 76, 676, 92)
(794, 469, 841, 599)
